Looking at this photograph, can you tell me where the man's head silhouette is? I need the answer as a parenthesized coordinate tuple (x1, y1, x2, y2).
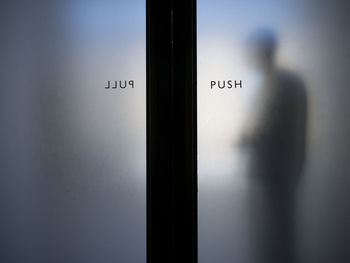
(247, 28, 277, 71)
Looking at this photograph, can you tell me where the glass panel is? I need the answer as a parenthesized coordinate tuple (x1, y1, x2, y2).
(0, 1, 145, 262)
(198, 1, 350, 263)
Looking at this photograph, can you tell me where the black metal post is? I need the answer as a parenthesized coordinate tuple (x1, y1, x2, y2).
(146, 0, 197, 262)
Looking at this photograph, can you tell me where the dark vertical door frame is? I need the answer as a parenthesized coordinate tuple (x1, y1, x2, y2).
(146, 0, 197, 262)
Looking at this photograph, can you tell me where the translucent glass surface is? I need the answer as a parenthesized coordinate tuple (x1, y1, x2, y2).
(0, 1, 145, 262)
(198, 1, 350, 263)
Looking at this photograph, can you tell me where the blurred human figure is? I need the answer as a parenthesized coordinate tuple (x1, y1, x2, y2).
(241, 28, 307, 263)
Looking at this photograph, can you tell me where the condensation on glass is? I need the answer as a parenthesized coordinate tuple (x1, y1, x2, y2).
(198, 1, 350, 263)
(0, 1, 146, 263)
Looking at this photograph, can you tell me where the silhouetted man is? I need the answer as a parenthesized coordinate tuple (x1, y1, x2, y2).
(241, 29, 307, 263)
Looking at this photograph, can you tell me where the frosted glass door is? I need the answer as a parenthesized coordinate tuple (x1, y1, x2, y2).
(0, 1, 146, 263)
(198, 1, 350, 263)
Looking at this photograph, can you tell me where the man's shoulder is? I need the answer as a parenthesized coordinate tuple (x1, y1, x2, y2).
(277, 69, 304, 86)
(277, 69, 306, 96)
